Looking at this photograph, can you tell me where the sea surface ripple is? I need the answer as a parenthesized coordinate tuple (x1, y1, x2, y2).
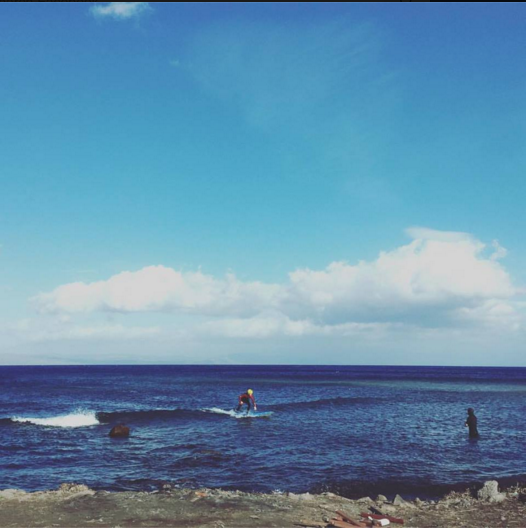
(0, 365, 525, 499)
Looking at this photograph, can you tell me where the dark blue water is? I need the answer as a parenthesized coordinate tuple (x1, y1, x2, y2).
(1, 365, 525, 499)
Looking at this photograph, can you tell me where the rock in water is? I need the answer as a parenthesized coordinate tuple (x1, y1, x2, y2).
(477, 481, 505, 503)
(109, 424, 130, 438)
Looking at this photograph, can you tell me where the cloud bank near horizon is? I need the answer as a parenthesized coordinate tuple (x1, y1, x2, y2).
(31, 228, 522, 342)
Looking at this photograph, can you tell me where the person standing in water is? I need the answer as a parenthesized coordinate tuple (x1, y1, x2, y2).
(465, 408, 479, 438)
(236, 389, 257, 414)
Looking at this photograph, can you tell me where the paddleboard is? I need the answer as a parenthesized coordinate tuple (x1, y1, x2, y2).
(203, 407, 274, 419)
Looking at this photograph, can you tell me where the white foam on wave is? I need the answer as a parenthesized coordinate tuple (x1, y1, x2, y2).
(12, 410, 100, 428)
(202, 407, 273, 419)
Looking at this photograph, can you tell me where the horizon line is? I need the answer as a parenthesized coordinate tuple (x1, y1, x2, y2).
(1, 363, 525, 369)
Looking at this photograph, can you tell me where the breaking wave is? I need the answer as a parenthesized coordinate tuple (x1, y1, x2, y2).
(202, 407, 274, 418)
(10, 410, 100, 428)
(4, 398, 370, 429)
(97, 407, 273, 423)
(96, 408, 201, 423)
(2, 398, 374, 428)
(2, 406, 272, 428)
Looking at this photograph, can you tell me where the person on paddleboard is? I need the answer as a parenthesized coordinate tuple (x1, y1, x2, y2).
(236, 389, 257, 414)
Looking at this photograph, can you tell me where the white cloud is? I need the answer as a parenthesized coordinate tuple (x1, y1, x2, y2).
(200, 312, 398, 339)
(33, 265, 282, 317)
(90, 2, 151, 20)
(405, 226, 476, 243)
(32, 229, 522, 336)
(454, 300, 522, 330)
(286, 228, 515, 325)
(489, 240, 508, 261)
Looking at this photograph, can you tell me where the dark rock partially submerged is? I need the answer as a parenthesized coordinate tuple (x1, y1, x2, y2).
(109, 424, 130, 438)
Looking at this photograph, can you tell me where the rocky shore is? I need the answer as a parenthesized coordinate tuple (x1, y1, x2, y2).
(0, 481, 524, 528)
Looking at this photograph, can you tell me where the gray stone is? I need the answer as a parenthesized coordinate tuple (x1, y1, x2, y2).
(58, 484, 91, 494)
(393, 494, 405, 506)
(288, 492, 313, 501)
(376, 494, 388, 502)
(0, 489, 23, 499)
(477, 481, 506, 503)
(297, 493, 314, 501)
(357, 496, 373, 503)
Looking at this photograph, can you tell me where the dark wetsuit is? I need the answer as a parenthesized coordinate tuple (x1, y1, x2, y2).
(236, 393, 255, 413)
(466, 414, 479, 438)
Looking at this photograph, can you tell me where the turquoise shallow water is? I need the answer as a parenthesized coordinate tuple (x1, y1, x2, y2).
(0, 365, 525, 498)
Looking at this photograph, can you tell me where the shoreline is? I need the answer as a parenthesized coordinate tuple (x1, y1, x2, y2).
(0, 481, 524, 528)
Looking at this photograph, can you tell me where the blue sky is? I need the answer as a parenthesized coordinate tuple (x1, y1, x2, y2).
(1, 3, 525, 365)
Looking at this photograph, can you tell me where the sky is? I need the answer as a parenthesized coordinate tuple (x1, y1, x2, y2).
(1, 2, 526, 366)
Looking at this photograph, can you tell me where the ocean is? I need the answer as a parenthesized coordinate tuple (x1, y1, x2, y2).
(0, 365, 525, 499)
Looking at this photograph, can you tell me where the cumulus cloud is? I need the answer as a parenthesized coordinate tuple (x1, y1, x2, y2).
(90, 2, 151, 20)
(454, 300, 522, 330)
(33, 266, 282, 317)
(32, 229, 522, 336)
(286, 229, 515, 325)
(405, 227, 475, 243)
(200, 312, 398, 340)
(489, 240, 508, 261)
